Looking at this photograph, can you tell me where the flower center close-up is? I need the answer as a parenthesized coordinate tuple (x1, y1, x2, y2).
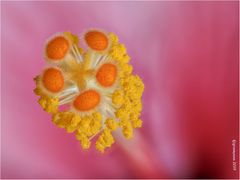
(34, 29, 144, 153)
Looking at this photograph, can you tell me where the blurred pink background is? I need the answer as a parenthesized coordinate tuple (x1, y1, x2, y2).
(1, 1, 239, 179)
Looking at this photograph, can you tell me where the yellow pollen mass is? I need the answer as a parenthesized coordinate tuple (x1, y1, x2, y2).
(85, 31, 108, 51)
(96, 63, 117, 87)
(42, 68, 64, 93)
(73, 90, 100, 111)
(46, 36, 69, 60)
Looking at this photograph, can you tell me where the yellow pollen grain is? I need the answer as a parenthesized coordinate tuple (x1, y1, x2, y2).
(73, 90, 100, 111)
(85, 31, 108, 51)
(42, 68, 64, 93)
(96, 63, 117, 87)
(46, 36, 69, 60)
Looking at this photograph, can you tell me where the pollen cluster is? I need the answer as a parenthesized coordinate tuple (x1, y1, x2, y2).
(34, 29, 144, 153)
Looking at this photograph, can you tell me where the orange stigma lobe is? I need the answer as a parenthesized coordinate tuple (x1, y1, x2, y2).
(46, 36, 69, 60)
(96, 63, 117, 87)
(42, 68, 64, 93)
(73, 90, 100, 111)
(85, 31, 108, 51)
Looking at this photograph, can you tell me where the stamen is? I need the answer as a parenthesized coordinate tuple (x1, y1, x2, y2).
(89, 128, 104, 140)
(59, 93, 78, 105)
(95, 54, 108, 68)
(58, 85, 79, 105)
(58, 85, 78, 99)
(71, 44, 83, 63)
(91, 54, 102, 68)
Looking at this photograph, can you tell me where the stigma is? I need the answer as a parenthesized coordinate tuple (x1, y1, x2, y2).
(73, 90, 100, 111)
